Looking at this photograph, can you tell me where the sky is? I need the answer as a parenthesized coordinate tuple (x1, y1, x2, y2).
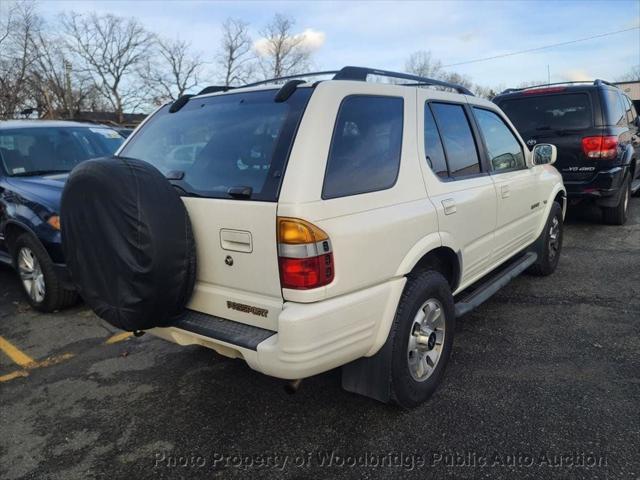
(38, 0, 640, 89)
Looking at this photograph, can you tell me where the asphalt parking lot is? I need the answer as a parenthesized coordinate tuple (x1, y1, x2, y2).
(1, 199, 639, 480)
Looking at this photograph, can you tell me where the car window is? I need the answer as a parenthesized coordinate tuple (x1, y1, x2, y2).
(622, 95, 635, 125)
(473, 108, 526, 172)
(498, 93, 592, 137)
(323, 95, 403, 199)
(120, 89, 312, 201)
(0, 127, 123, 176)
(424, 104, 448, 177)
(430, 103, 480, 177)
(604, 90, 626, 126)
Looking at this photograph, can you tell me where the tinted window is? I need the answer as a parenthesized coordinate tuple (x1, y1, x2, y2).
(603, 90, 625, 126)
(323, 96, 403, 199)
(0, 127, 123, 176)
(430, 103, 480, 177)
(424, 104, 448, 177)
(120, 89, 311, 201)
(499, 93, 592, 136)
(622, 95, 635, 124)
(473, 108, 525, 172)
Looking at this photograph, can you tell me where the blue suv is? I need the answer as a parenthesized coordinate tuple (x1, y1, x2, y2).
(0, 120, 125, 311)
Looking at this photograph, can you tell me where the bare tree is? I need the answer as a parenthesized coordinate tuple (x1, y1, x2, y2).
(405, 50, 443, 79)
(61, 12, 154, 123)
(257, 14, 311, 79)
(218, 18, 254, 86)
(29, 33, 97, 118)
(0, 1, 40, 118)
(143, 36, 204, 102)
(616, 65, 640, 82)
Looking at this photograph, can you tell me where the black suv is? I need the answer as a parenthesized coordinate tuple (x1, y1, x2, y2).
(494, 80, 640, 225)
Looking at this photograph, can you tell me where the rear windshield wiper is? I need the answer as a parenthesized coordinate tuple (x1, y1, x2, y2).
(535, 126, 582, 135)
(12, 169, 69, 177)
(227, 186, 253, 199)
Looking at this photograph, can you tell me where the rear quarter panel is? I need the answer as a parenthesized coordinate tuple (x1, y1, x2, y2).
(278, 82, 437, 303)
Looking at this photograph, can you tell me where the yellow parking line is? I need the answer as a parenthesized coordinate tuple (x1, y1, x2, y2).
(0, 370, 29, 382)
(0, 335, 36, 368)
(105, 332, 133, 344)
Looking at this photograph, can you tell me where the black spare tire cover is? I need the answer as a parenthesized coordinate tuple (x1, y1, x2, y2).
(61, 157, 196, 331)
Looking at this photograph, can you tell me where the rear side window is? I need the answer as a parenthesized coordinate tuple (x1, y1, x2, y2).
(430, 103, 481, 177)
(603, 90, 625, 126)
(120, 88, 312, 201)
(622, 95, 635, 124)
(323, 96, 403, 199)
(424, 105, 448, 177)
(473, 108, 526, 172)
(499, 93, 592, 135)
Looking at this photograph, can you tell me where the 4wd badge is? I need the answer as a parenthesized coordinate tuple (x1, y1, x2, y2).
(526, 138, 537, 147)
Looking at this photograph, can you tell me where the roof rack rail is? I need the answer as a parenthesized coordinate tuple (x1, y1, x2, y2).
(242, 70, 340, 89)
(594, 79, 617, 88)
(225, 66, 474, 96)
(333, 66, 474, 95)
(197, 85, 234, 95)
(500, 79, 617, 95)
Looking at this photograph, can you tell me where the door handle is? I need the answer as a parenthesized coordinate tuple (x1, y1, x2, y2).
(501, 185, 510, 198)
(442, 198, 457, 215)
(220, 229, 253, 253)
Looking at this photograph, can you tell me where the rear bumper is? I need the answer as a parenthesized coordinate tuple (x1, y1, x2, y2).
(564, 166, 627, 205)
(149, 277, 406, 380)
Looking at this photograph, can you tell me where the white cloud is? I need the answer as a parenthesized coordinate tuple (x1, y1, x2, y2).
(254, 28, 326, 56)
(562, 69, 593, 82)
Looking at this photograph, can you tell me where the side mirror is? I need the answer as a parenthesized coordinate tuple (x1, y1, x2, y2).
(532, 143, 557, 166)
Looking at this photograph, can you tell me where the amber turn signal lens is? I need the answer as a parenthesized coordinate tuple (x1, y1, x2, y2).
(47, 215, 61, 230)
(278, 217, 328, 244)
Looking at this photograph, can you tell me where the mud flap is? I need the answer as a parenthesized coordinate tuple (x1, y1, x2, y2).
(341, 333, 394, 403)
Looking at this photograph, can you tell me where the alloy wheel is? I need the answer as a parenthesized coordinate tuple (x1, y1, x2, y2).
(407, 298, 446, 382)
(17, 247, 45, 303)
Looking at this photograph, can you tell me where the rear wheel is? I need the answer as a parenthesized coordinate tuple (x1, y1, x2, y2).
(389, 270, 455, 408)
(528, 201, 563, 276)
(12, 233, 77, 312)
(602, 177, 630, 225)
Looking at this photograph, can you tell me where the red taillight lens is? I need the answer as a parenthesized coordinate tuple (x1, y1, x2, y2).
(582, 136, 618, 159)
(277, 217, 334, 290)
(279, 253, 334, 289)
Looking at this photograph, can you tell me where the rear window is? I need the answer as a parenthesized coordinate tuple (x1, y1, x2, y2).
(120, 88, 312, 201)
(603, 90, 626, 126)
(0, 127, 123, 176)
(498, 93, 592, 135)
(322, 95, 403, 199)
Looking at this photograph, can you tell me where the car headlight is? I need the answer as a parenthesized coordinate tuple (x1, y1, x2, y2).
(47, 215, 61, 230)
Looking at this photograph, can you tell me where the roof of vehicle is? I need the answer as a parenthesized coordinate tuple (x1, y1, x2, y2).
(494, 79, 619, 101)
(0, 120, 118, 130)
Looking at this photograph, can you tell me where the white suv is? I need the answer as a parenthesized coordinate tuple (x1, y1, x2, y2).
(63, 67, 566, 407)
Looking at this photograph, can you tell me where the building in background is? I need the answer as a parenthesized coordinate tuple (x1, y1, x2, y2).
(615, 80, 640, 111)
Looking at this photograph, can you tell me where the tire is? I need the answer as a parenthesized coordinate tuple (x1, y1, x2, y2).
(61, 157, 196, 331)
(602, 177, 630, 225)
(11, 233, 77, 312)
(527, 201, 563, 276)
(389, 270, 455, 408)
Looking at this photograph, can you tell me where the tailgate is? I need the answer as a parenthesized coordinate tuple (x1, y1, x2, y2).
(184, 198, 282, 331)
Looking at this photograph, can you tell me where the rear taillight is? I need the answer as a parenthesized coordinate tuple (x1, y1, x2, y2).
(277, 217, 334, 290)
(581, 136, 618, 159)
(523, 87, 566, 95)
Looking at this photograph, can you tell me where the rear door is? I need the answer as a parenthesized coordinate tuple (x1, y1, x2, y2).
(118, 88, 313, 331)
(497, 91, 598, 183)
(417, 93, 498, 288)
(471, 106, 542, 263)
